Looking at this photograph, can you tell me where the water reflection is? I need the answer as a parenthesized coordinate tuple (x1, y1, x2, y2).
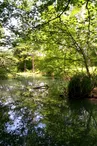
(0, 78, 97, 145)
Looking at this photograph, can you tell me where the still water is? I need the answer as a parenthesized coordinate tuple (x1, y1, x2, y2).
(0, 77, 97, 146)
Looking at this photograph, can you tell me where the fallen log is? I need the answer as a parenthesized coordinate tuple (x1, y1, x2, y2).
(33, 84, 49, 89)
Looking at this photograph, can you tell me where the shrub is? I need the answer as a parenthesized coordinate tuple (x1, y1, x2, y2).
(68, 73, 93, 99)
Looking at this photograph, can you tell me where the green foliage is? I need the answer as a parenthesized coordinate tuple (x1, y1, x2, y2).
(68, 73, 93, 99)
(13, 43, 32, 71)
(0, 51, 17, 79)
(1, 0, 97, 79)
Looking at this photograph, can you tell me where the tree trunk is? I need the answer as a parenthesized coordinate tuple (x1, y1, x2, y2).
(24, 60, 27, 72)
(32, 55, 34, 73)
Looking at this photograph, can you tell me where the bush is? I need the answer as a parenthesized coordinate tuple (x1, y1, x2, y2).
(68, 73, 93, 99)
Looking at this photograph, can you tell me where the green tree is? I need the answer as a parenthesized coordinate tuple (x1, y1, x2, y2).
(0, 51, 17, 79)
(30, 1, 97, 78)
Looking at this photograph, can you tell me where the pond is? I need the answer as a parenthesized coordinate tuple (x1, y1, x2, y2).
(0, 77, 97, 146)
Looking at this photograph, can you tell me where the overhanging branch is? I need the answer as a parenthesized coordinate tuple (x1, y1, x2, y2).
(33, 0, 71, 29)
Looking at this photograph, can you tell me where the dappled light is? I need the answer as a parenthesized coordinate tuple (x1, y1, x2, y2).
(1, 0, 97, 145)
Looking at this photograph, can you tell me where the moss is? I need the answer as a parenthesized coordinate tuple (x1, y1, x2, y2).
(68, 73, 93, 99)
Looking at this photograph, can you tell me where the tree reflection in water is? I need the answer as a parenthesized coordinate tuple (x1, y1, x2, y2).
(0, 78, 97, 146)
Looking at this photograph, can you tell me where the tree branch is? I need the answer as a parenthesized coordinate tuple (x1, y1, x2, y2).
(33, 0, 71, 29)
(58, 20, 91, 77)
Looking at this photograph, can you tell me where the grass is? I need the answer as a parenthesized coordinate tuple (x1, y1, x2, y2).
(16, 72, 43, 78)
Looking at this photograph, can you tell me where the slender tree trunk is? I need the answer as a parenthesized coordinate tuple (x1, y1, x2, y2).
(32, 55, 34, 73)
(24, 60, 27, 72)
(65, 25, 91, 78)
(81, 51, 91, 78)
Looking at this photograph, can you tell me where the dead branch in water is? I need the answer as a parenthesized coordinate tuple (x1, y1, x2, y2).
(33, 85, 49, 89)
